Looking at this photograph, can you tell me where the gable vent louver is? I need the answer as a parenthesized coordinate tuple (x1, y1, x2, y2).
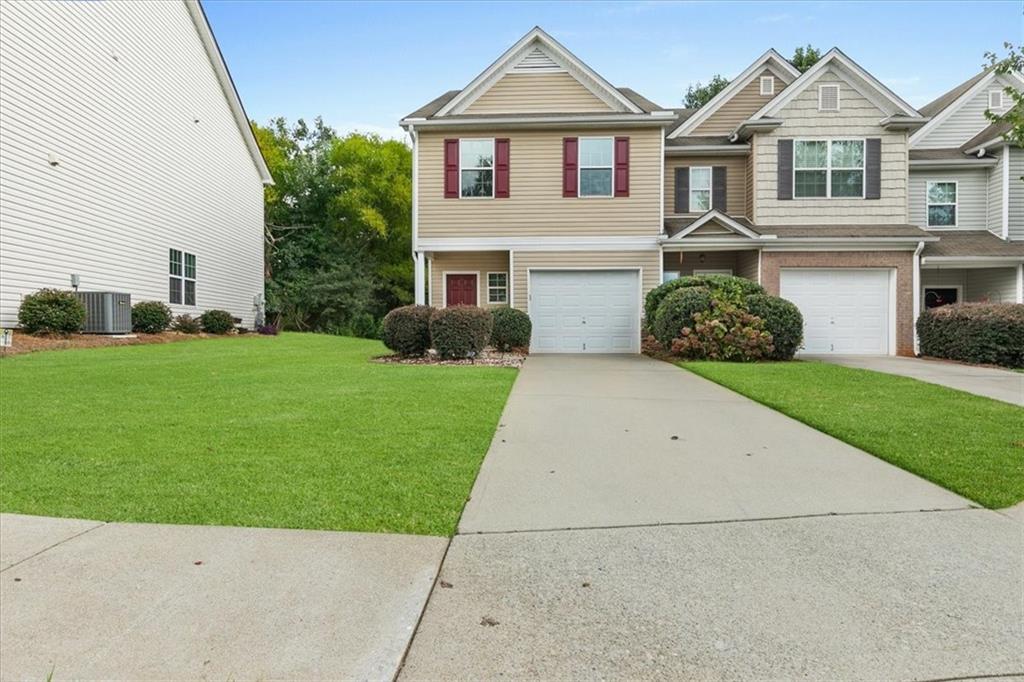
(512, 46, 562, 73)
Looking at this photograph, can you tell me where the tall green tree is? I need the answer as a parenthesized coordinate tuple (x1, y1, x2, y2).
(790, 45, 822, 73)
(683, 74, 730, 109)
(984, 42, 1024, 149)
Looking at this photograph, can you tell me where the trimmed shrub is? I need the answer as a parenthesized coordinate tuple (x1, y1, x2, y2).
(381, 305, 432, 356)
(651, 286, 712, 347)
(644, 274, 764, 321)
(670, 303, 774, 362)
(131, 301, 172, 334)
(430, 305, 493, 359)
(256, 323, 279, 336)
(745, 294, 804, 360)
(917, 303, 1024, 368)
(490, 307, 532, 351)
(172, 314, 201, 334)
(18, 289, 85, 335)
(199, 309, 235, 335)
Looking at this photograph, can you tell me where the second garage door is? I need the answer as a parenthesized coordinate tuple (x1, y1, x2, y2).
(529, 270, 640, 353)
(780, 268, 892, 355)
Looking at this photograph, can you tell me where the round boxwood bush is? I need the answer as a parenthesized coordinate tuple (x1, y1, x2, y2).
(917, 303, 1024, 368)
(18, 289, 85, 335)
(644, 274, 764, 321)
(173, 314, 201, 334)
(745, 294, 804, 360)
(131, 301, 172, 334)
(382, 304, 433, 356)
(490, 307, 532, 351)
(652, 286, 712, 347)
(199, 309, 235, 334)
(430, 305, 493, 359)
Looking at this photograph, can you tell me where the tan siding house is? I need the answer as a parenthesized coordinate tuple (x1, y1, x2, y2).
(692, 69, 787, 135)
(465, 72, 613, 114)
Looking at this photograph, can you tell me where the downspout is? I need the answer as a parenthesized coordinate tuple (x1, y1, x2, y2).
(912, 240, 925, 356)
(1002, 147, 1010, 240)
(410, 125, 425, 305)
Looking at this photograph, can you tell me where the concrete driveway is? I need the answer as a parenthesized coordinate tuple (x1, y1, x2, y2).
(806, 354, 1024, 406)
(1, 514, 446, 680)
(400, 355, 1023, 681)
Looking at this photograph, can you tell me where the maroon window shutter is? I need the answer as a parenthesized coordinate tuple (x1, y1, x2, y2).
(562, 137, 578, 198)
(495, 138, 510, 198)
(444, 139, 459, 198)
(614, 137, 629, 197)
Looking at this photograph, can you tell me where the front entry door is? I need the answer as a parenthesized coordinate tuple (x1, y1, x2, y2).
(446, 274, 477, 306)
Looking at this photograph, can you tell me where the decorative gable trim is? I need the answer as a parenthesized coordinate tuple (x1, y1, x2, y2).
(667, 210, 762, 241)
(436, 27, 642, 117)
(910, 70, 1024, 147)
(667, 49, 800, 139)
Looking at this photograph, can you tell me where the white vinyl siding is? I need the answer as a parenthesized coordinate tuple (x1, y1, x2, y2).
(922, 268, 1020, 303)
(987, 150, 1007, 235)
(0, 1, 265, 327)
(910, 170, 987, 230)
(915, 74, 1018, 149)
(1009, 146, 1024, 241)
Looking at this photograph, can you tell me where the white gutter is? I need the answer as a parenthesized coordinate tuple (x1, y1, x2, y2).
(400, 113, 669, 129)
(912, 240, 924, 355)
(909, 158, 997, 168)
(665, 144, 750, 156)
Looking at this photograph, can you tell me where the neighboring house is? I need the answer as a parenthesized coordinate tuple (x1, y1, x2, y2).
(402, 28, 1021, 356)
(0, 0, 272, 329)
(909, 69, 1024, 310)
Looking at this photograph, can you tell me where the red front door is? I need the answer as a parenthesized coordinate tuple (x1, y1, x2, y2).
(446, 274, 477, 306)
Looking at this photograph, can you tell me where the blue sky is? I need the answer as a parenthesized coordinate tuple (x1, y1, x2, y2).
(203, 0, 1023, 140)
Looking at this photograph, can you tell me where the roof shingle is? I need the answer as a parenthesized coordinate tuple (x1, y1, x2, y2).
(922, 231, 1024, 258)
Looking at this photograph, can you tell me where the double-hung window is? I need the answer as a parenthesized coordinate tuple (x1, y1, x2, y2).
(578, 137, 613, 197)
(689, 167, 712, 211)
(926, 181, 957, 227)
(794, 139, 864, 198)
(460, 139, 494, 197)
(487, 272, 508, 304)
(169, 248, 196, 305)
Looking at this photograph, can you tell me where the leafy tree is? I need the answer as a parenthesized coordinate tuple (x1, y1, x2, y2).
(790, 45, 822, 73)
(984, 42, 1024, 149)
(683, 75, 730, 109)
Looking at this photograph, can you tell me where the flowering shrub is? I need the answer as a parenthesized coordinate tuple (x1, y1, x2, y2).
(669, 303, 774, 362)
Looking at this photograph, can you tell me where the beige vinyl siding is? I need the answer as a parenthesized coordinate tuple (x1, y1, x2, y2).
(914, 75, 1016, 149)
(664, 155, 748, 217)
(1009, 146, 1024, 240)
(909, 168, 988, 230)
(988, 149, 1006, 235)
(464, 72, 613, 114)
(662, 250, 759, 280)
(736, 250, 759, 281)
(745, 152, 755, 219)
(752, 69, 909, 226)
(418, 128, 662, 237)
(692, 70, 789, 136)
(512, 250, 660, 314)
(428, 251, 510, 308)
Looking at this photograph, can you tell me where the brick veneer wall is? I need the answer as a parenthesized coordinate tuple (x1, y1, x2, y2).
(759, 251, 916, 356)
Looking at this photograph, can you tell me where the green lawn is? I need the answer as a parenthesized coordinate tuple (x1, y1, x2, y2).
(681, 361, 1024, 509)
(0, 334, 516, 536)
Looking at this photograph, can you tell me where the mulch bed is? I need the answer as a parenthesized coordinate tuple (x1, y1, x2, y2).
(0, 331, 225, 357)
(374, 348, 526, 368)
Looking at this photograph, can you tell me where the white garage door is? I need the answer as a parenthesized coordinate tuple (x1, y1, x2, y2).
(529, 270, 640, 353)
(780, 269, 892, 355)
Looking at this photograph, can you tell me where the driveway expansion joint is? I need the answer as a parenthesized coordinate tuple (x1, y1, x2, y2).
(0, 519, 106, 573)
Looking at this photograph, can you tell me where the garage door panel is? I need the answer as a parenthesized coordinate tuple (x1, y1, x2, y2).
(780, 269, 891, 355)
(530, 270, 640, 354)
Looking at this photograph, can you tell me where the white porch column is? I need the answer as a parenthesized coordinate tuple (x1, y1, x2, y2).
(414, 251, 425, 305)
(1017, 263, 1023, 304)
(912, 241, 924, 355)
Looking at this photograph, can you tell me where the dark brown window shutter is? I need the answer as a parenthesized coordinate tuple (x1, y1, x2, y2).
(865, 138, 881, 200)
(562, 137, 578, 198)
(674, 167, 689, 213)
(777, 139, 793, 200)
(495, 138, 510, 198)
(712, 166, 727, 211)
(444, 139, 459, 198)
(614, 137, 629, 197)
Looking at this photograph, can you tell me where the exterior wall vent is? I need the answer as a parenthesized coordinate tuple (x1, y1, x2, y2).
(75, 292, 132, 334)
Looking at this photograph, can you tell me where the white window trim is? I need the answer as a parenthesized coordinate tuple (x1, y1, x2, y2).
(988, 89, 1004, 110)
(578, 136, 614, 198)
(689, 166, 712, 212)
(486, 271, 509, 304)
(759, 75, 775, 96)
(169, 248, 197, 307)
(792, 138, 866, 199)
(921, 284, 963, 308)
(925, 180, 958, 228)
(458, 137, 495, 199)
(442, 271, 480, 308)
(694, 269, 733, 276)
(818, 84, 840, 112)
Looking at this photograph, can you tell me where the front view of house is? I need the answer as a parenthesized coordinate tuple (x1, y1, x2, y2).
(401, 28, 1023, 355)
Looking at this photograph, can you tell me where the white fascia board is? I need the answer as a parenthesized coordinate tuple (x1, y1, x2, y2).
(664, 144, 750, 156)
(921, 256, 1024, 266)
(667, 49, 799, 139)
(406, 114, 667, 129)
(909, 158, 997, 168)
(436, 27, 641, 117)
(669, 210, 761, 240)
(418, 236, 661, 252)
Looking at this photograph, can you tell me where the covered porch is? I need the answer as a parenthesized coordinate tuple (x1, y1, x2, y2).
(920, 232, 1024, 307)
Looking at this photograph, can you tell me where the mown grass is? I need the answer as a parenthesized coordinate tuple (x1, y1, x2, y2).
(681, 360, 1024, 509)
(0, 333, 516, 536)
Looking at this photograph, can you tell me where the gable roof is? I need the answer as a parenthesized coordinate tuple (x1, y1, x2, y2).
(918, 69, 992, 118)
(665, 210, 762, 240)
(748, 48, 920, 122)
(667, 49, 800, 138)
(960, 118, 1015, 154)
(185, 0, 273, 185)
(911, 69, 1024, 147)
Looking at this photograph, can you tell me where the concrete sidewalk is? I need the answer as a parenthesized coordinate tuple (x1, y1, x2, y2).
(806, 354, 1024, 406)
(0, 514, 446, 681)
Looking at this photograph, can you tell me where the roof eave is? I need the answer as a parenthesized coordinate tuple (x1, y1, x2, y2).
(731, 118, 783, 141)
(880, 115, 929, 131)
(664, 144, 750, 156)
(402, 113, 673, 130)
(909, 158, 997, 168)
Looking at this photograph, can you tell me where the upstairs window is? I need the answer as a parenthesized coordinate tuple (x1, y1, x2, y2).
(760, 76, 775, 96)
(689, 167, 712, 211)
(988, 89, 1004, 110)
(460, 139, 494, 198)
(794, 139, 864, 198)
(818, 84, 840, 111)
(927, 181, 957, 227)
(169, 249, 196, 305)
(578, 137, 613, 197)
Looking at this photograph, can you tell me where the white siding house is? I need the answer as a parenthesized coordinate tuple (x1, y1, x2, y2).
(0, 0, 272, 328)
